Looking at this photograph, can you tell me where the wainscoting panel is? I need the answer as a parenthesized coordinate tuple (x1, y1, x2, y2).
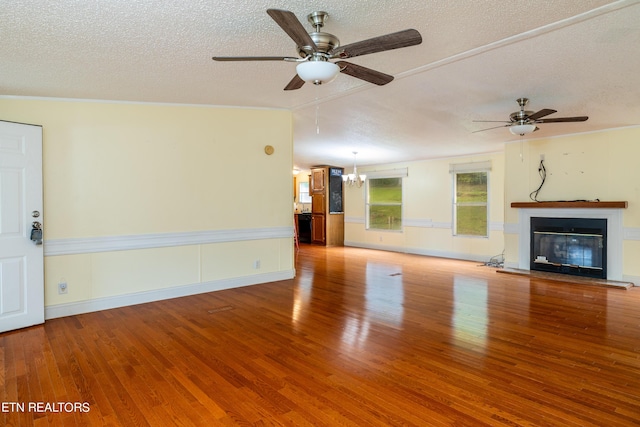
(45, 269, 294, 320)
(43, 227, 296, 318)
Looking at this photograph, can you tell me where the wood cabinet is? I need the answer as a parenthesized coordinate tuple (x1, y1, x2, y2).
(311, 168, 325, 193)
(310, 166, 344, 246)
(311, 214, 326, 244)
(311, 193, 325, 214)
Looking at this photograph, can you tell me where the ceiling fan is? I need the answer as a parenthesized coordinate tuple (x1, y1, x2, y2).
(212, 9, 422, 90)
(473, 98, 589, 135)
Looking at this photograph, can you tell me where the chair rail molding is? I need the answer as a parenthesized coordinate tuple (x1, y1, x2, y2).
(44, 226, 293, 256)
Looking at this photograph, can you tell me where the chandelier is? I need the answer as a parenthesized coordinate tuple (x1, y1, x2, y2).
(342, 151, 366, 187)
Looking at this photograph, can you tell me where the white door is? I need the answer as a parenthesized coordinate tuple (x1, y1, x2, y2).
(0, 120, 44, 332)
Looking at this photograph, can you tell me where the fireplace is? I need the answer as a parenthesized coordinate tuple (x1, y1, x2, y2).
(514, 206, 624, 281)
(530, 217, 607, 279)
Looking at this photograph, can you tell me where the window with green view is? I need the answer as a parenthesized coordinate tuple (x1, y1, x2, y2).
(367, 177, 403, 231)
(454, 171, 488, 237)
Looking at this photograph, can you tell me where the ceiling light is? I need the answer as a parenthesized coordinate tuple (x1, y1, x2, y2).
(342, 151, 366, 187)
(296, 60, 339, 85)
(509, 123, 536, 135)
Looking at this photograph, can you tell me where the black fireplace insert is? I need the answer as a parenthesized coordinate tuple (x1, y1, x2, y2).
(530, 217, 607, 279)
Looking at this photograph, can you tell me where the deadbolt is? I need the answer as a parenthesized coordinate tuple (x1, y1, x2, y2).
(32, 210, 40, 218)
(30, 221, 43, 245)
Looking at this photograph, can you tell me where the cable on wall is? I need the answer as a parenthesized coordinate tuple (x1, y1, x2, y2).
(529, 159, 546, 202)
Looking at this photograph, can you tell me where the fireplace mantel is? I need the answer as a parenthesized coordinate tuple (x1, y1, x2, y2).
(511, 201, 627, 209)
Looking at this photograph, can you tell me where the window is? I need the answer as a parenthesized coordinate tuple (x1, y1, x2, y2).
(453, 171, 488, 236)
(298, 182, 311, 204)
(367, 177, 403, 230)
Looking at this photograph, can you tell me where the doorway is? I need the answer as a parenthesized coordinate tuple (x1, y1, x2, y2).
(0, 120, 44, 332)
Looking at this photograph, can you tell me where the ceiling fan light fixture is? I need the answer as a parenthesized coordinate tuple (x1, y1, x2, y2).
(509, 123, 536, 136)
(296, 60, 339, 85)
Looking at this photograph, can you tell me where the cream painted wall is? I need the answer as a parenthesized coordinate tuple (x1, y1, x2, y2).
(344, 152, 505, 263)
(1, 99, 293, 237)
(4, 95, 637, 313)
(0, 98, 295, 314)
(503, 127, 640, 281)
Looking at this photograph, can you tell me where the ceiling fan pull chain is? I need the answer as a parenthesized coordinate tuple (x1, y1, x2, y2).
(315, 86, 320, 134)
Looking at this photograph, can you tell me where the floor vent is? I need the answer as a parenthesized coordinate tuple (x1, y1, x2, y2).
(207, 305, 234, 314)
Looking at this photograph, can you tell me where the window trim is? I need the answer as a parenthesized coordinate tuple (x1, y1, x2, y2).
(449, 161, 491, 174)
(451, 167, 490, 238)
(366, 175, 404, 232)
(365, 167, 408, 180)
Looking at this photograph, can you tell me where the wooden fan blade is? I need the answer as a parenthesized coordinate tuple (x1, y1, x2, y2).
(536, 116, 589, 123)
(336, 61, 394, 86)
(267, 9, 318, 52)
(212, 56, 299, 61)
(330, 29, 422, 59)
(284, 74, 305, 91)
(472, 124, 509, 133)
(527, 108, 557, 121)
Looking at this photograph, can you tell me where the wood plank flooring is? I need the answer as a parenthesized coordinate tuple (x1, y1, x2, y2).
(2, 245, 640, 426)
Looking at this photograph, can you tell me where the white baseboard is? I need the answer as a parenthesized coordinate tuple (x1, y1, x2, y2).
(623, 274, 640, 287)
(343, 241, 492, 263)
(504, 261, 519, 269)
(44, 269, 295, 320)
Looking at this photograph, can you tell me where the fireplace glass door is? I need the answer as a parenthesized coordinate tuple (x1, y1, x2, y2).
(530, 217, 606, 279)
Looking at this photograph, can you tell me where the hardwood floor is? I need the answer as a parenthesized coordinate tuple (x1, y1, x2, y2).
(2, 245, 640, 426)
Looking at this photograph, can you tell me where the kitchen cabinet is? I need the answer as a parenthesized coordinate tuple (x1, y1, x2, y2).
(311, 214, 326, 244)
(310, 166, 344, 246)
(311, 168, 325, 193)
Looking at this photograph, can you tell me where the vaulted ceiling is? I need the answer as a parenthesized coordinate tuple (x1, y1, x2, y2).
(2, 1, 639, 170)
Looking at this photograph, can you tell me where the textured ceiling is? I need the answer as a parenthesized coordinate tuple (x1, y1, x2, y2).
(2, 0, 639, 170)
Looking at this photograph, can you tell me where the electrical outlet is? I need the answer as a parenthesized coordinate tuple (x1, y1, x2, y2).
(58, 282, 68, 294)
(253, 260, 261, 269)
